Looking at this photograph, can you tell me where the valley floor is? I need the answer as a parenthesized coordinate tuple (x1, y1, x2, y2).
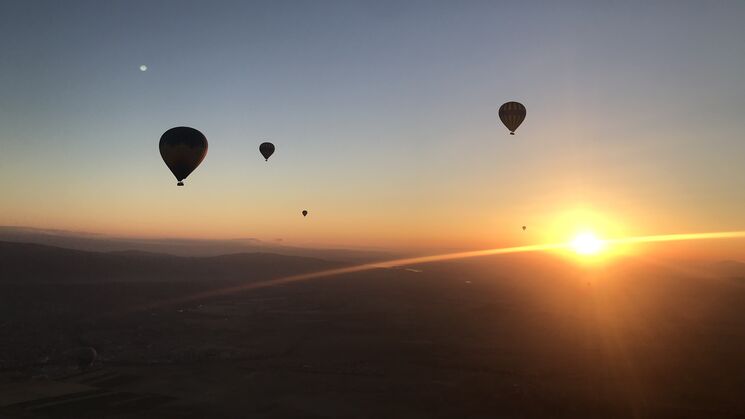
(2, 258, 744, 418)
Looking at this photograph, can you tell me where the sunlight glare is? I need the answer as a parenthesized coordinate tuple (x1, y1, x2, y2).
(570, 231, 605, 256)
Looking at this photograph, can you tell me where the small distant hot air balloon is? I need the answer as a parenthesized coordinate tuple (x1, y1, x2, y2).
(302, 210, 308, 217)
(499, 102, 526, 135)
(159, 127, 208, 186)
(522, 226, 527, 231)
(259, 142, 275, 161)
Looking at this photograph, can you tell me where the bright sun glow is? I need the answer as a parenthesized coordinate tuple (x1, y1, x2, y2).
(570, 231, 605, 256)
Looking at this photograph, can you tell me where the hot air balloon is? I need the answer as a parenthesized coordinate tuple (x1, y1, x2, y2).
(259, 142, 275, 161)
(522, 226, 527, 231)
(302, 210, 308, 217)
(159, 127, 208, 186)
(499, 102, 526, 135)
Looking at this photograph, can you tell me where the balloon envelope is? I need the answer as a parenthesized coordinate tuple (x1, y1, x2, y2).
(302, 210, 308, 217)
(259, 142, 275, 161)
(159, 127, 208, 185)
(499, 102, 526, 134)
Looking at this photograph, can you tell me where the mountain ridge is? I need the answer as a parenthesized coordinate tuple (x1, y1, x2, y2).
(0, 241, 343, 283)
(0, 226, 394, 263)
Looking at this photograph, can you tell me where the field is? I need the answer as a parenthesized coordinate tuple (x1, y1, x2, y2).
(2, 247, 744, 418)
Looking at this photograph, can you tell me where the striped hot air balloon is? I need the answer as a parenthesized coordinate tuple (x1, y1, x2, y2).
(498, 102, 526, 135)
(259, 142, 275, 161)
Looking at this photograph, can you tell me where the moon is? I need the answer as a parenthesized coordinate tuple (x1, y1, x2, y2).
(139, 65, 148, 72)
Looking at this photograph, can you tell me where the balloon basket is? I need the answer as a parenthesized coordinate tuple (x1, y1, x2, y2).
(177, 181, 184, 186)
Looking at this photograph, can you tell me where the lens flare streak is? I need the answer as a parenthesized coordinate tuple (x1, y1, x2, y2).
(128, 230, 745, 312)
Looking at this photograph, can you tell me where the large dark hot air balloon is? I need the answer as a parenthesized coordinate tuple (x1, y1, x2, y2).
(259, 142, 275, 161)
(499, 102, 526, 135)
(302, 210, 308, 217)
(159, 127, 208, 186)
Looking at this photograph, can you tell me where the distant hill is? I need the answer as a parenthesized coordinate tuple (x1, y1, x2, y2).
(0, 241, 343, 283)
(0, 226, 394, 263)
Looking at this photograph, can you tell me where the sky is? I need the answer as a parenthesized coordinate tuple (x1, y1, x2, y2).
(1, 1, 745, 254)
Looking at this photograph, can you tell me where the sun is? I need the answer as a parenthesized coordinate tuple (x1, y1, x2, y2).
(569, 231, 605, 256)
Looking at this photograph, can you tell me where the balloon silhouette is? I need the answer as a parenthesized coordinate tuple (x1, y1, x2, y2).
(302, 210, 308, 217)
(499, 102, 526, 135)
(522, 226, 527, 231)
(159, 127, 208, 186)
(259, 142, 275, 161)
